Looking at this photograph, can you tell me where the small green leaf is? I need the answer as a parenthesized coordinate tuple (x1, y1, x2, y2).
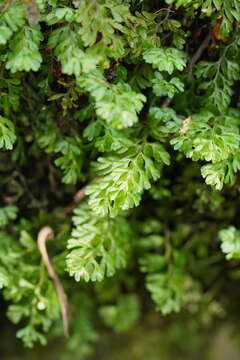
(143, 48, 186, 74)
(219, 226, 240, 260)
(0, 117, 16, 150)
(6, 25, 43, 72)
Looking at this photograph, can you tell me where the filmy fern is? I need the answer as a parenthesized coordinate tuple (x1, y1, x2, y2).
(67, 204, 130, 281)
(0, 0, 240, 357)
(86, 142, 170, 217)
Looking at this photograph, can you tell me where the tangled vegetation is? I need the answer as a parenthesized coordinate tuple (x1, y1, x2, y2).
(0, 0, 240, 358)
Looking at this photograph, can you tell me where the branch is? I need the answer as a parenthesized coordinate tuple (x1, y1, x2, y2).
(160, 31, 212, 108)
(63, 177, 98, 215)
(63, 186, 87, 215)
(187, 31, 212, 71)
(161, 97, 172, 108)
(37, 227, 69, 338)
(73, 186, 87, 203)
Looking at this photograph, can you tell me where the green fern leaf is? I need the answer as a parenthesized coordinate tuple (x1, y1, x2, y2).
(66, 204, 130, 282)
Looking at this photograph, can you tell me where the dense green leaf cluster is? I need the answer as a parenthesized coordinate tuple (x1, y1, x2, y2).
(0, 0, 240, 357)
(66, 204, 130, 281)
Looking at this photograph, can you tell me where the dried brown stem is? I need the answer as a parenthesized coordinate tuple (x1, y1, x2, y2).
(63, 177, 98, 215)
(62, 186, 87, 215)
(73, 186, 87, 203)
(37, 226, 69, 338)
(161, 97, 172, 108)
(161, 31, 212, 108)
(187, 31, 212, 71)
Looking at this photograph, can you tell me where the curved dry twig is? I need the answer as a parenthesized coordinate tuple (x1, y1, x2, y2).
(37, 226, 69, 338)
